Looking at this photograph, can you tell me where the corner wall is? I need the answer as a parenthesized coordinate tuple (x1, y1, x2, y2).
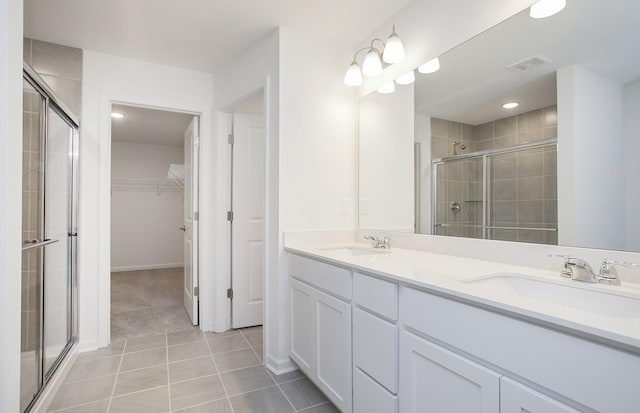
(557, 66, 625, 250)
(0, 0, 24, 410)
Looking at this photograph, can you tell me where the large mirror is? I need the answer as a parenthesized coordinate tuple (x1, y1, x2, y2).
(358, 0, 640, 252)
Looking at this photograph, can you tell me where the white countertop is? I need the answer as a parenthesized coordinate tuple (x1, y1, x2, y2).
(285, 241, 640, 353)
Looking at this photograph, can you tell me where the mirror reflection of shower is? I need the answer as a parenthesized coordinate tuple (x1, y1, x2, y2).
(453, 141, 467, 155)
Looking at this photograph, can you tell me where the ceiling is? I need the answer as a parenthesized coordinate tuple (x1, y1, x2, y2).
(414, 0, 640, 125)
(111, 104, 194, 146)
(24, 0, 412, 73)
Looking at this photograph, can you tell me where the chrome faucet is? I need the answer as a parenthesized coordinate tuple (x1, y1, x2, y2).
(552, 255, 638, 285)
(364, 235, 391, 249)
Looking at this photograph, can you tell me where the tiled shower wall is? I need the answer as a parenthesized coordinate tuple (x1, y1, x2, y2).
(431, 106, 558, 245)
(23, 38, 83, 118)
(22, 90, 42, 352)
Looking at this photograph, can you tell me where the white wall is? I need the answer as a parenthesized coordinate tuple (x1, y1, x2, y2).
(624, 80, 640, 252)
(414, 114, 432, 234)
(81, 50, 214, 349)
(278, 26, 357, 370)
(557, 65, 625, 250)
(212, 30, 281, 366)
(110, 142, 184, 271)
(0, 0, 23, 410)
(359, 85, 414, 232)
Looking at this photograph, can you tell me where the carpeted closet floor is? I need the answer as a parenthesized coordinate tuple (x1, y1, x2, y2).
(111, 268, 193, 341)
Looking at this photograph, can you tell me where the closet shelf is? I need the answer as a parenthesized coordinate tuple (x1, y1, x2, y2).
(111, 178, 182, 195)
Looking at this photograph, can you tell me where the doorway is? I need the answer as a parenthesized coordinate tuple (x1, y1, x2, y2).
(109, 104, 200, 340)
(229, 91, 266, 330)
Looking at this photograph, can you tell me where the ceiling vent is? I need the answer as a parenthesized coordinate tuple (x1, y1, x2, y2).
(507, 55, 551, 72)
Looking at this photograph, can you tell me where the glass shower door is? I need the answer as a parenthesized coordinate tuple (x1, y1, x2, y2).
(21, 68, 78, 413)
(21, 78, 45, 413)
(43, 106, 75, 376)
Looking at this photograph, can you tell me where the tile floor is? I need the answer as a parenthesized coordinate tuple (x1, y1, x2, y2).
(49, 326, 338, 413)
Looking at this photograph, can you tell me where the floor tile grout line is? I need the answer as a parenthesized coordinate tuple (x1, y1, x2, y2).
(204, 332, 236, 413)
(166, 334, 173, 413)
(106, 338, 127, 413)
(109, 384, 169, 403)
(300, 401, 333, 411)
(47, 397, 112, 412)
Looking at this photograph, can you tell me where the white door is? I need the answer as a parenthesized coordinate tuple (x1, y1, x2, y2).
(183, 116, 199, 325)
(231, 114, 265, 328)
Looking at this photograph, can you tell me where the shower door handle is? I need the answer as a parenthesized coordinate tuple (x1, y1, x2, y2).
(22, 238, 59, 251)
(179, 226, 186, 231)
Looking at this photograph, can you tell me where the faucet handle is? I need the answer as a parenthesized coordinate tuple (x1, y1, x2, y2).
(599, 259, 639, 281)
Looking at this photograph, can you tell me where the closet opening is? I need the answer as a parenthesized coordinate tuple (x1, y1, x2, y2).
(109, 104, 200, 340)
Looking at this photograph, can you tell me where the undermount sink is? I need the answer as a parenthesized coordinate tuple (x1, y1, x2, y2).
(462, 273, 640, 318)
(319, 246, 391, 256)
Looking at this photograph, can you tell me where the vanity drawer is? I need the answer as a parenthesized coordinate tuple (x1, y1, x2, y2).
(354, 367, 398, 413)
(289, 254, 352, 300)
(353, 307, 398, 393)
(354, 272, 398, 320)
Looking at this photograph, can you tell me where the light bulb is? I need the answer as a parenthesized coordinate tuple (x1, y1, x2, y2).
(530, 0, 566, 18)
(502, 102, 520, 109)
(111, 112, 125, 119)
(418, 57, 440, 74)
(383, 30, 405, 64)
(377, 82, 395, 94)
(362, 49, 383, 76)
(344, 62, 363, 86)
(395, 71, 415, 85)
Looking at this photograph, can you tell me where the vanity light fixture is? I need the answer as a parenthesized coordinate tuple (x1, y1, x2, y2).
(343, 26, 405, 86)
(502, 102, 520, 109)
(111, 112, 125, 119)
(377, 82, 395, 94)
(418, 57, 440, 74)
(530, 0, 566, 18)
(395, 70, 416, 85)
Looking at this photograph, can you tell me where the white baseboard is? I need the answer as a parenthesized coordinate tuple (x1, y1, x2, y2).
(111, 263, 184, 272)
(31, 344, 79, 413)
(266, 354, 298, 375)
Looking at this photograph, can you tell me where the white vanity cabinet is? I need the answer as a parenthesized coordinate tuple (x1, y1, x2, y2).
(289, 255, 352, 413)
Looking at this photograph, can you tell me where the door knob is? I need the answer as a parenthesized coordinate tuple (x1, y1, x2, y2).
(179, 226, 186, 231)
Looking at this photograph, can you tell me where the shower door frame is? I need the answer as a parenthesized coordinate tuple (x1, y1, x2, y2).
(431, 138, 557, 239)
(22, 62, 79, 413)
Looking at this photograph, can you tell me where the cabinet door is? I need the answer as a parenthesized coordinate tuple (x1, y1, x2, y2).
(316, 289, 352, 413)
(501, 377, 581, 413)
(399, 332, 500, 413)
(353, 308, 398, 393)
(290, 279, 314, 374)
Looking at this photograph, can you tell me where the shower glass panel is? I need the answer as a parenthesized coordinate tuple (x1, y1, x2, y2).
(433, 157, 484, 239)
(21, 66, 78, 413)
(43, 107, 74, 376)
(21, 78, 44, 413)
(432, 140, 557, 245)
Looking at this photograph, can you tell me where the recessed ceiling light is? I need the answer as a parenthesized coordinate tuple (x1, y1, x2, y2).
(502, 102, 520, 109)
(530, 0, 566, 19)
(111, 112, 125, 119)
